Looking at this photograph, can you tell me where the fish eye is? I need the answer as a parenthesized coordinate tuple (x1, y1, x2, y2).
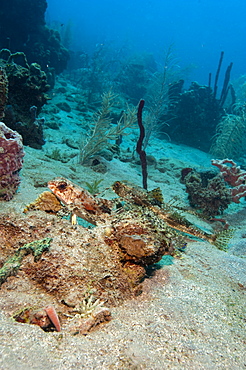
(113, 181, 120, 190)
(57, 182, 67, 190)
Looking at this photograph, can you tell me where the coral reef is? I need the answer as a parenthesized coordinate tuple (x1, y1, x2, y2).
(0, 122, 25, 200)
(182, 169, 232, 217)
(0, 50, 49, 148)
(160, 52, 235, 152)
(0, 0, 69, 75)
(182, 159, 246, 217)
(162, 81, 224, 152)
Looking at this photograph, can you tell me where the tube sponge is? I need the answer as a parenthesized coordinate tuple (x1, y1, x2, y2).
(0, 122, 25, 200)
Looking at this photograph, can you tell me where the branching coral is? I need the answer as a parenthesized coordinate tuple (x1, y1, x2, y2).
(212, 158, 246, 203)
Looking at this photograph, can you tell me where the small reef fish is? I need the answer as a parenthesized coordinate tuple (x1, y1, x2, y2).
(48, 177, 112, 225)
(112, 181, 218, 244)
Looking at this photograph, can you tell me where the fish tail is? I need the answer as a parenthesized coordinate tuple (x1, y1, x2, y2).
(211, 228, 235, 251)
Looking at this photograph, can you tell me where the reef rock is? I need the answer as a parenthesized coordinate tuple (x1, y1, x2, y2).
(0, 210, 154, 333)
(0, 50, 49, 148)
(0, 0, 69, 74)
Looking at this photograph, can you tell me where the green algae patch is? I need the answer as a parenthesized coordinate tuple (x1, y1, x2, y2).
(0, 237, 52, 286)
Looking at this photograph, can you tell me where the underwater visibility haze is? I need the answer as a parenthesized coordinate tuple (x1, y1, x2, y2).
(46, 0, 246, 82)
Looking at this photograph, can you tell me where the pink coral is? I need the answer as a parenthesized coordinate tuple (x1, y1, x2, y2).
(211, 159, 246, 203)
(0, 122, 25, 200)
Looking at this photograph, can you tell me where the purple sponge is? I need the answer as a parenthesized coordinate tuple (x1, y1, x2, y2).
(0, 122, 25, 200)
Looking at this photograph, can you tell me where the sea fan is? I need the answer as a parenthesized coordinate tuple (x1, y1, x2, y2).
(210, 113, 246, 159)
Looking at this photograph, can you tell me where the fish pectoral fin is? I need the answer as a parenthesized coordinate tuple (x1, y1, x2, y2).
(70, 213, 77, 225)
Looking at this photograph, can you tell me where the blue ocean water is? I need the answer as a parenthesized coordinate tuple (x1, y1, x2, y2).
(46, 0, 246, 83)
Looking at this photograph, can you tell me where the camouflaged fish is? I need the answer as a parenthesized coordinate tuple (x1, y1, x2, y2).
(48, 178, 232, 247)
(112, 181, 219, 244)
(48, 177, 112, 225)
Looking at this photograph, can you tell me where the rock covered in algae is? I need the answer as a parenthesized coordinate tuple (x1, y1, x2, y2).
(23, 191, 63, 214)
(0, 237, 52, 286)
(0, 210, 169, 312)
